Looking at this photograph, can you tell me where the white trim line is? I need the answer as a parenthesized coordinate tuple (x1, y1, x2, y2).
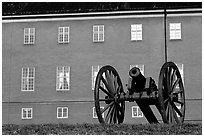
(3, 8, 201, 19)
(2, 14, 165, 23)
(167, 13, 201, 17)
(166, 8, 202, 12)
(2, 9, 164, 18)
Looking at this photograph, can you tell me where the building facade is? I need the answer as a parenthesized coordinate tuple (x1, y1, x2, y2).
(2, 8, 202, 124)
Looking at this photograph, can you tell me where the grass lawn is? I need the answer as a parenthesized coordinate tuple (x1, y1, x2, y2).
(2, 123, 202, 135)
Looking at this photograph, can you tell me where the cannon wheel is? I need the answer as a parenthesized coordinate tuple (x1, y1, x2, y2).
(94, 65, 125, 124)
(158, 62, 185, 124)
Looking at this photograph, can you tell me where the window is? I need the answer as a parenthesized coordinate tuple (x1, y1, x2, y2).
(170, 23, 181, 40)
(24, 28, 35, 44)
(92, 66, 102, 90)
(56, 66, 70, 91)
(22, 108, 32, 119)
(130, 64, 145, 75)
(93, 25, 104, 42)
(131, 24, 142, 41)
(57, 107, 68, 118)
(132, 106, 143, 118)
(93, 107, 104, 118)
(21, 67, 35, 91)
(58, 27, 70, 43)
(176, 63, 184, 86)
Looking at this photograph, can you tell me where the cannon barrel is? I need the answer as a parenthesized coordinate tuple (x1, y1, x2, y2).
(128, 67, 146, 94)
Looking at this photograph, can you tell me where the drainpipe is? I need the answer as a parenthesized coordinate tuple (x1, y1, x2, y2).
(164, 3, 167, 63)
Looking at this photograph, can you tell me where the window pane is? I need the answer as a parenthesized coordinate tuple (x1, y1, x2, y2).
(59, 27, 63, 33)
(93, 26, 98, 32)
(23, 109, 27, 118)
(63, 108, 68, 118)
(99, 26, 104, 32)
(93, 33, 98, 41)
(64, 27, 69, 33)
(131, 25, 137, 31)
(28, 109, 32, 118)
(24, 35, 29, 44)
(24, 28, 29, 34)
(30, 28, 35, 34)
(58, 108, 62, 117)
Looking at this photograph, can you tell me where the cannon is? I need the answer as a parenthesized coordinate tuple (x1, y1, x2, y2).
(94, 62, 185, 124)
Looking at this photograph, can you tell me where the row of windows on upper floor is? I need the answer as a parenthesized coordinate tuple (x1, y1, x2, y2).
(21, 64, 184, 92)
(24, 23, 182, 44)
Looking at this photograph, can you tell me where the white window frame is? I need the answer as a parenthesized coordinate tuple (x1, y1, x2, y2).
(169, 23, 181, 40)
(130, 64, 145, 75)
(58, 27, 70, 43)
(57, 107, 68, 119)
(56, 66, 70, 91)
(24, 28, 35, 44)
(132, 106, 143, 118)
(93, 107, 104, 118)
(131, 24, 142, 41)
(92, 66, 102, 90)
(21, 67, 35, 91)
(93, 25, 104, 42)
(175, 63, 184, 88)
(22, 108, 33, 119)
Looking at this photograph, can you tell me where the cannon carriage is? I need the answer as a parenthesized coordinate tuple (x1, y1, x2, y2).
(94, 62, 185, 124)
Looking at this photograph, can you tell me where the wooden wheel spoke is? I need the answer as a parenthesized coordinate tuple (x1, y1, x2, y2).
(116, 107, 120, 123)
(170, 69, 176, 87)
(171, 78, 180, 92)
(164, 98, 169, 105)
(99, 85, 114, 98)
(172, 107, 180, 124)
(100, 102, 114, 114)
(110, 106, 116, 124)
(98, 98, 114, 102)
(174, 90, 183, 94)
(166, 67, 171, 92)
(166, 102, 170, 119)
(105, 105, 114, 123)
(105, 70, 115, 94)
(114, 76, 118, 93)
(171, 101, 183, 117)
(113, 107, 117, 123)
(169, 104, 173, 123)
(101, 77, 114, 96)
(117, 85, 121, 93)
(174, 100, 184, 106)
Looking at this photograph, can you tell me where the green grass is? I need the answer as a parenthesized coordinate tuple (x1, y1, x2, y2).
(2, 123, 202, 135)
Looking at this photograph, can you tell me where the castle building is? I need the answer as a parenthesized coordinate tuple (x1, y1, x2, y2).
(2, 7, 202, 124)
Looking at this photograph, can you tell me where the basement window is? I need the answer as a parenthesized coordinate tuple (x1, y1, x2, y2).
(93, 107, 104, 118)
(22, 108, 32, 119)
(57, 107, 68, 118)
(132, 106, 143, 118)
